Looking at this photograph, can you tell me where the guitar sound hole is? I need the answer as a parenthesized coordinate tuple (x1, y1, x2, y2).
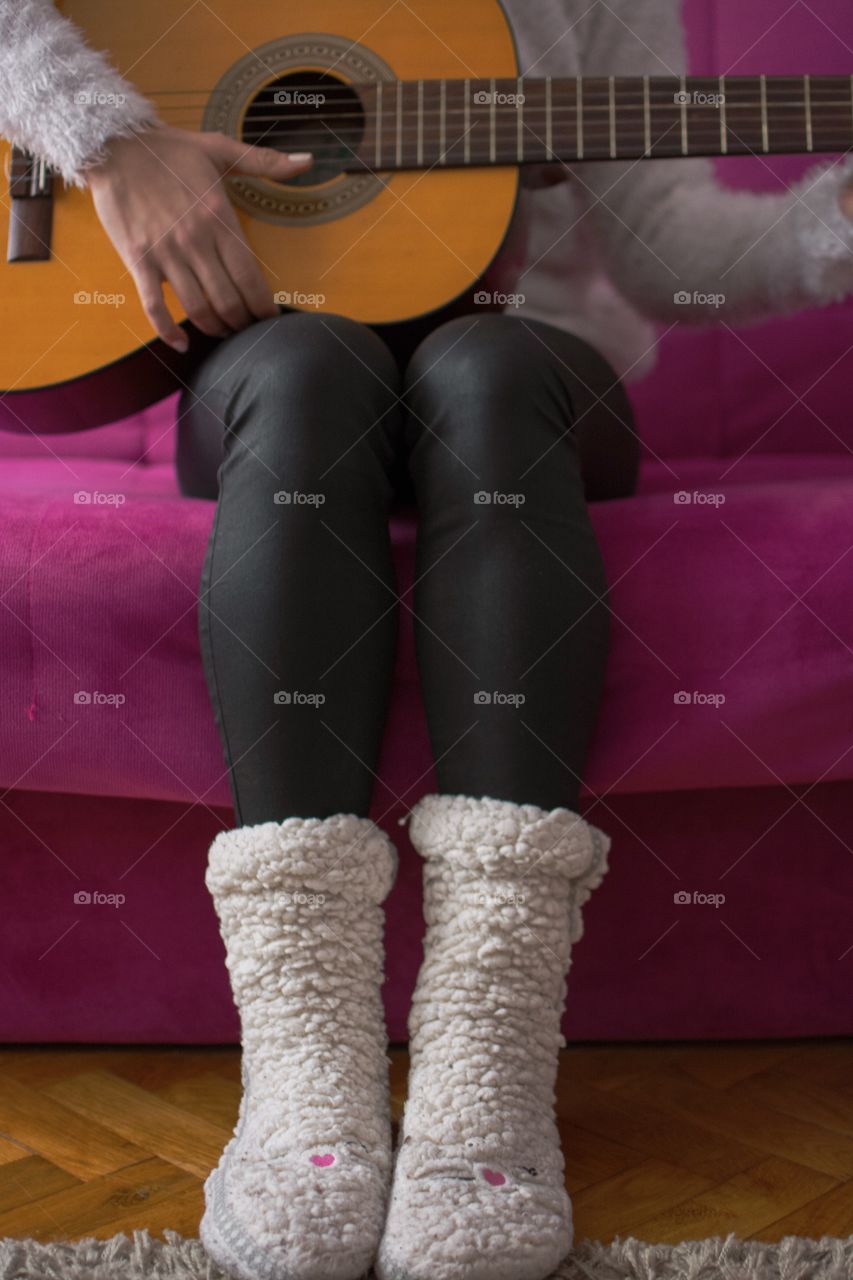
(242, 71, 365, 185)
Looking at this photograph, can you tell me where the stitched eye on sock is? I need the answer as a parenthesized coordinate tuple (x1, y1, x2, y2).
(409, 1161, 476, 1182)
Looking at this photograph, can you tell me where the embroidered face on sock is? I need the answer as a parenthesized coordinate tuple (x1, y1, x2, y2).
(403, 1145, 548, 1191)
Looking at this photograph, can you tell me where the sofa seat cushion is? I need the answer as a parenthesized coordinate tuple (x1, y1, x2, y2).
(0, 452, 850, 804)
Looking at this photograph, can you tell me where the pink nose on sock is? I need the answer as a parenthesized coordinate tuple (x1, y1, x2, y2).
(482, 1168, 506, 1186)
(310, 1153, 336, 1167)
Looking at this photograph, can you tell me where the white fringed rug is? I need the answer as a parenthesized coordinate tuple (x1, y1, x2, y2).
(1, 1231, 852, 1280)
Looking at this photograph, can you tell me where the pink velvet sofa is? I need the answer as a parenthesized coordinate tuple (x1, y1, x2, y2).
(2, 0, 853, 1044)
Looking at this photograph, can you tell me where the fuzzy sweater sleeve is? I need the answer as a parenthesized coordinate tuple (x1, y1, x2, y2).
(0, 0, 160, 187)
(573, 0, 853, 323)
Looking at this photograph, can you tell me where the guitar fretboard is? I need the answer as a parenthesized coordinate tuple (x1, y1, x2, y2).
(334, 74, 853, 169)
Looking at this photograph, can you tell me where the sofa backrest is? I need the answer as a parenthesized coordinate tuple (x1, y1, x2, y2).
(2, 0, 852, 466)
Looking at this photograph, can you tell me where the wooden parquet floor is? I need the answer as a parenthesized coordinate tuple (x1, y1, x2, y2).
(0, 1040, 850, 1246)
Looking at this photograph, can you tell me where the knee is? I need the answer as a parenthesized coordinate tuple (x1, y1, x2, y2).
(242, 311, 398, 406)
(405, 314, 545, 413)
(403, 316, 562, 481)
(194, 312, 401, 480)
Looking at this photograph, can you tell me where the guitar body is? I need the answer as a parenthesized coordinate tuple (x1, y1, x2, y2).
(0, 0, 519, 428)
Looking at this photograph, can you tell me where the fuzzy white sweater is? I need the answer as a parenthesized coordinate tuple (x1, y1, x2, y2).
(2, 0, 853, 379)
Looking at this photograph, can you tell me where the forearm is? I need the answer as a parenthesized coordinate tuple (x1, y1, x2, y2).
(575, 153, 853, 324)
(0, 0, 159, 187)
(577, 0, 853, 325)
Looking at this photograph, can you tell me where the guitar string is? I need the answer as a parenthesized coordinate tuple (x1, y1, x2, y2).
(140, 78, 853, 96)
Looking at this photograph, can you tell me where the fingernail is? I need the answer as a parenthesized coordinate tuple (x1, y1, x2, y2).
(288, 152, 313, 163)
(171, 333, 189, 353)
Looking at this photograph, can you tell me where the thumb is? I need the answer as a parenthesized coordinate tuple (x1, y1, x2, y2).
(205, 133, 314, 181)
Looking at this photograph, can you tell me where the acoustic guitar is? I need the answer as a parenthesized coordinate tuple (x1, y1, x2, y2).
(2, 0, 852, 432)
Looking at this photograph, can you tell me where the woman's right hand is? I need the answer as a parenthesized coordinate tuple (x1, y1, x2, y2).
(86, 125, 313, 351)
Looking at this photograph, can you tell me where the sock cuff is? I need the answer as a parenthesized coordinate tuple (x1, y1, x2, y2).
(405, 793, 610, 928)
(206, 814, 398, 905)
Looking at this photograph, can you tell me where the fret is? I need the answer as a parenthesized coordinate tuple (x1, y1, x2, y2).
(718, 76, 763, 156)
(545, 76, 553, 158)
(611, 78, 647, 160)
(489, 77, 496, 163)
(759, 74, 769, 152)
(464, 78, 471, 164)
(607, 76, 614, 157)
(684, 76, 727, 157)
(549, 77, 575, 163)
(446, 79, 468, 165)
(646, 77, 685, 157)
(439, 78, 446, 163)
(804, 74, 813, 151)
(576, 77, 584, 159)
(805, 75, 853, 153)
(526, 78, 550, 163)
(643, 75, 651, 155)
(375, 80, 383, 167)
(517, 76, 524, 161)
(720, 74, 727, 153)
(395, 80, 403, 167)
(680, 75, 688, 155)
(609, 76, 617, 157)
(468, 79, 492, 165)
(763, 76, 802, 155)
(416, 80, 424, 166)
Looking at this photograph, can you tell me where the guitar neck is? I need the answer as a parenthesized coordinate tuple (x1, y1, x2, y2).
(341, 74, 853, 170)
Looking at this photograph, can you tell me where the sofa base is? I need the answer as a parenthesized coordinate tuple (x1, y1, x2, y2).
(2, 781, 851, 1043)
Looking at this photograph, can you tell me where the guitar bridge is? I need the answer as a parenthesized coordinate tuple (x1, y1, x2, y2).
(7, 146, 54, 262)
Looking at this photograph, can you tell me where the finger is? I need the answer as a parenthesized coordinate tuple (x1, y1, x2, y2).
(189, 239, 253, 332)
(203, 132, 314, 182)
(161, 253, 231, 338)
(213, 200, 279, 321)
(130, 261, 188, 351)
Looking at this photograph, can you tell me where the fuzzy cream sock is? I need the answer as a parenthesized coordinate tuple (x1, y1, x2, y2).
(200, 814, 396, 1280)
(377, 793, 610, 1280)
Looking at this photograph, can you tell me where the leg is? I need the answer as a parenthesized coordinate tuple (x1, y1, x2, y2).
(178, 311, 404, 822)
(402, 312, 637, 810)
(378, 315, 637, 1280)
(179, 313, 403, 1280)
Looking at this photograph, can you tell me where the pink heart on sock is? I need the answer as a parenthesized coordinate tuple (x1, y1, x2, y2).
(482, 1168, 506, 1186)
(310, 1153, 336, 1167)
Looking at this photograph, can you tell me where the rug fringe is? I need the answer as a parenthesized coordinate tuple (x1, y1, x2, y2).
(2, 1231, 852, 1280)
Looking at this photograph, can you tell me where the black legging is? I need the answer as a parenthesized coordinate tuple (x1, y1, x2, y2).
(176, 310, 639, 824)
